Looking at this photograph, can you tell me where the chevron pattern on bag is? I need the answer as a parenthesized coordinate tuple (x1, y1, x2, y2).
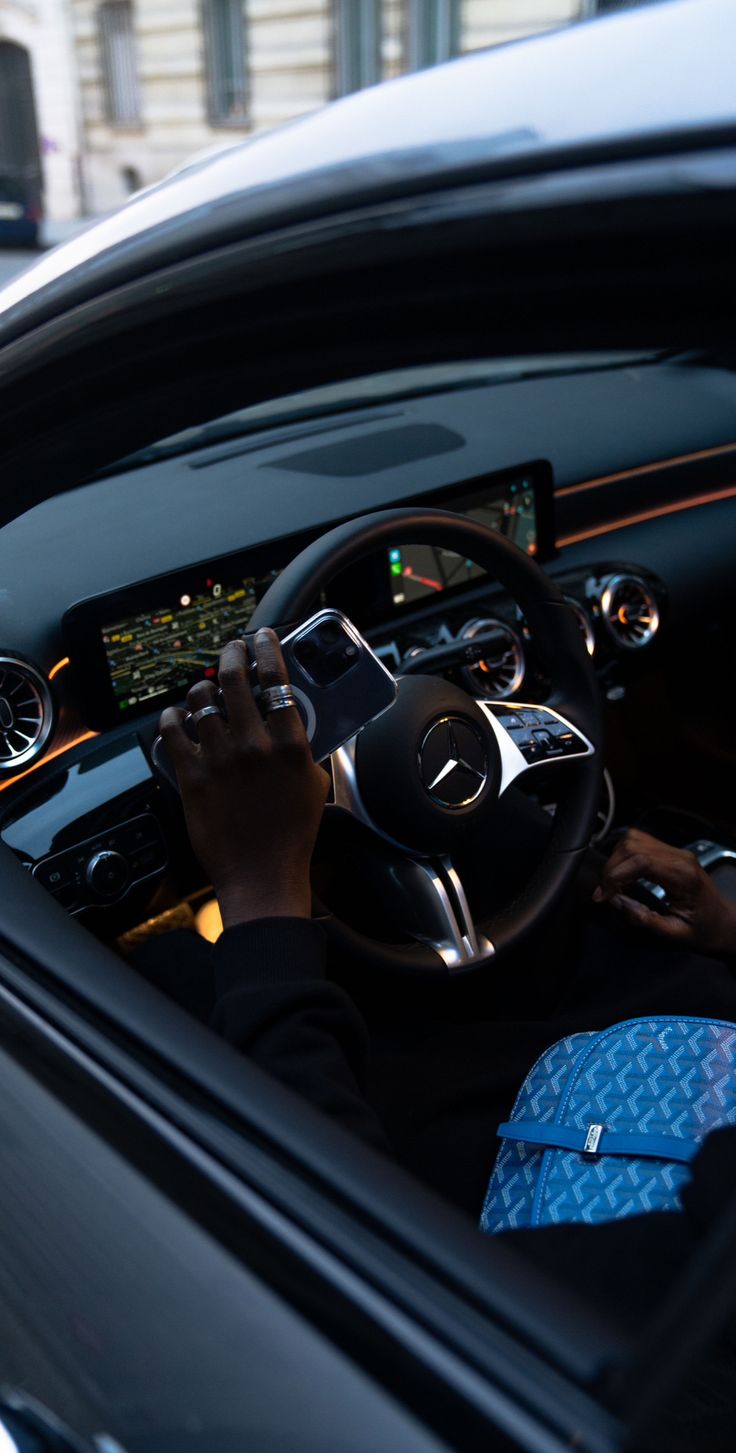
(480, 1018, 736, 1234)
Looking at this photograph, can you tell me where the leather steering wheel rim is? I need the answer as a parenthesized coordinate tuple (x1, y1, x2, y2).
(251, 508, 603, 974)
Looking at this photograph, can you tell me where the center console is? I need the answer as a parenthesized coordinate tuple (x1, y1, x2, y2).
(0, 731, 181, 927)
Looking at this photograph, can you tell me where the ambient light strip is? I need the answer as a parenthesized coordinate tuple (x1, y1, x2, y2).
(556, 442, 736, 498)
(556, 483, 736, 549)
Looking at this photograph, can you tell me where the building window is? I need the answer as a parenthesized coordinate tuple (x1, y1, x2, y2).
(584, 0, 662, 10)
(333, 0, 381, 96)
(98, 1, 141, 127)
(203, 0, 249, 126)
(406, 0, 460, 71)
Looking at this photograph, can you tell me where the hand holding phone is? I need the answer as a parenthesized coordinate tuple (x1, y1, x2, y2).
(152, 609, 396, 789)
(157, 629, 332, 925)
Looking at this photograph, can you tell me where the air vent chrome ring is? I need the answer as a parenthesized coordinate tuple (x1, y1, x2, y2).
(599, 574, 660, 650)
(459, 618, 525, 698)
(0, 655, 55, 772)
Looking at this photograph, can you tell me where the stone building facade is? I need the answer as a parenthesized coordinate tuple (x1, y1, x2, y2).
(0, 0, 81, 221)
(70, 0, 589, 215)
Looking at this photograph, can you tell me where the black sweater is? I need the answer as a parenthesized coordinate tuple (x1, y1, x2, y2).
(211, 917, 390, 1152)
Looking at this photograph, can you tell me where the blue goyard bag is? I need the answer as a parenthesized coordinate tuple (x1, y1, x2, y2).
(480, 1016, 736, 1234)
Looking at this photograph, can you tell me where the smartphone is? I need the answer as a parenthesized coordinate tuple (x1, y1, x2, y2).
(151, 609, 397, 787)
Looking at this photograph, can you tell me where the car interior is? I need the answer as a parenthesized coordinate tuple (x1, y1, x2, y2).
(3, 152, 736, 1446)
(3, 350, 736, 940)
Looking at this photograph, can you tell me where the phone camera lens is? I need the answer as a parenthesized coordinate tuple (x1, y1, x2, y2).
(316, 620, 342, 648)
(296, 639, 318, 665)
(292, 618, 361, 686)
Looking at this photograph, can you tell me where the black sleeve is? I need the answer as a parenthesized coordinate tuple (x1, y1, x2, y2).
(210, 917, 391, 1153)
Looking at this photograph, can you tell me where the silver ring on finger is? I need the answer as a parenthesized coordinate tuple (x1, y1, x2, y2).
(188, 704, 224, 727)
(264, 697, 299, 714)
(261, 684, 298, 710)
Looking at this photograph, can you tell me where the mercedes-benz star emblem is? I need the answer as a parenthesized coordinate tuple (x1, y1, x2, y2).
(419, 716, 488, 809)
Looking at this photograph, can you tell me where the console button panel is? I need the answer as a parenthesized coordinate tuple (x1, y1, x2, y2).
(32, 812, 168, 912)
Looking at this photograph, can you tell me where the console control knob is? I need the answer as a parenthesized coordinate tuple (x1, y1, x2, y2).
(85, 849, 129, 899)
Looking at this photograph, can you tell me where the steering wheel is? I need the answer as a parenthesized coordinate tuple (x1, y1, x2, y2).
(251, 508, 602, 976)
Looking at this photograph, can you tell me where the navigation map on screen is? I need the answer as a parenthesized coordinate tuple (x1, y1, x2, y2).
(388, 477, 537, 607)
(103, 574, 268, 712)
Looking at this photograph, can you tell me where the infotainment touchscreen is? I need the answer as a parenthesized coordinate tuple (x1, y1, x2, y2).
(102, 573, 270, 713)
(387, 471, 541, 608)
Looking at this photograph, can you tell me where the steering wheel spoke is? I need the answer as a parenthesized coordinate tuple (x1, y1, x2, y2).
(387, 854, 494, 969)
(330, 740, 493, 968)
(477, 700, 594, 793)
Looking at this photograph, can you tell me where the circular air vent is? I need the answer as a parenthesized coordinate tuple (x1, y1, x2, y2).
(459, 618, 525, 698)
(600, 574, 660, 649)
(564, 596, 596, 657)
(0, 656, 54, 772)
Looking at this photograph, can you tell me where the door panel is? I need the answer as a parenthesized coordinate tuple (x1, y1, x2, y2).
(0, 1021, 450, 1453)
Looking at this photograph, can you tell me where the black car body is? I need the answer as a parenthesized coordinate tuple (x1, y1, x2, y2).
(2, 1, 736, 1449)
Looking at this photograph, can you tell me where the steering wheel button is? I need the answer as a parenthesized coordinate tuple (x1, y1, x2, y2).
(508, 727, 534, 748)
(518, 709, 542, 726)
(561, 734, 582, 753)
(533, 730, 563, 755)
(522, 743, 543, 762)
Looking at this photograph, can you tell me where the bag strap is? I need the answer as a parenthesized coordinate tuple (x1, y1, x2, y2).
(497, 1120, 699, 1165)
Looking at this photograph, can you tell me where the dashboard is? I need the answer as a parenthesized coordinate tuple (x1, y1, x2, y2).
(0, 463, 665, 930)
(1, 358, 736, 933)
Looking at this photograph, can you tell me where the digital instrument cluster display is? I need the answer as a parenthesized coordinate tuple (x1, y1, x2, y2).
(388, 474, 539, 608)
(102, 571, 276, 713)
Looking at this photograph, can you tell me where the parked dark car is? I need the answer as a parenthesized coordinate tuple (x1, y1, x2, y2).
(0, 172, 41, 247)
(2, 2, 736, 1450)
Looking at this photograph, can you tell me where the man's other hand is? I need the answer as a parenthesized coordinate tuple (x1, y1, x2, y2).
(594, 828, 736, 958)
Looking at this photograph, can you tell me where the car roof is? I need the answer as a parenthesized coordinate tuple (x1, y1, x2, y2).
(0, 0, 733, 339)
